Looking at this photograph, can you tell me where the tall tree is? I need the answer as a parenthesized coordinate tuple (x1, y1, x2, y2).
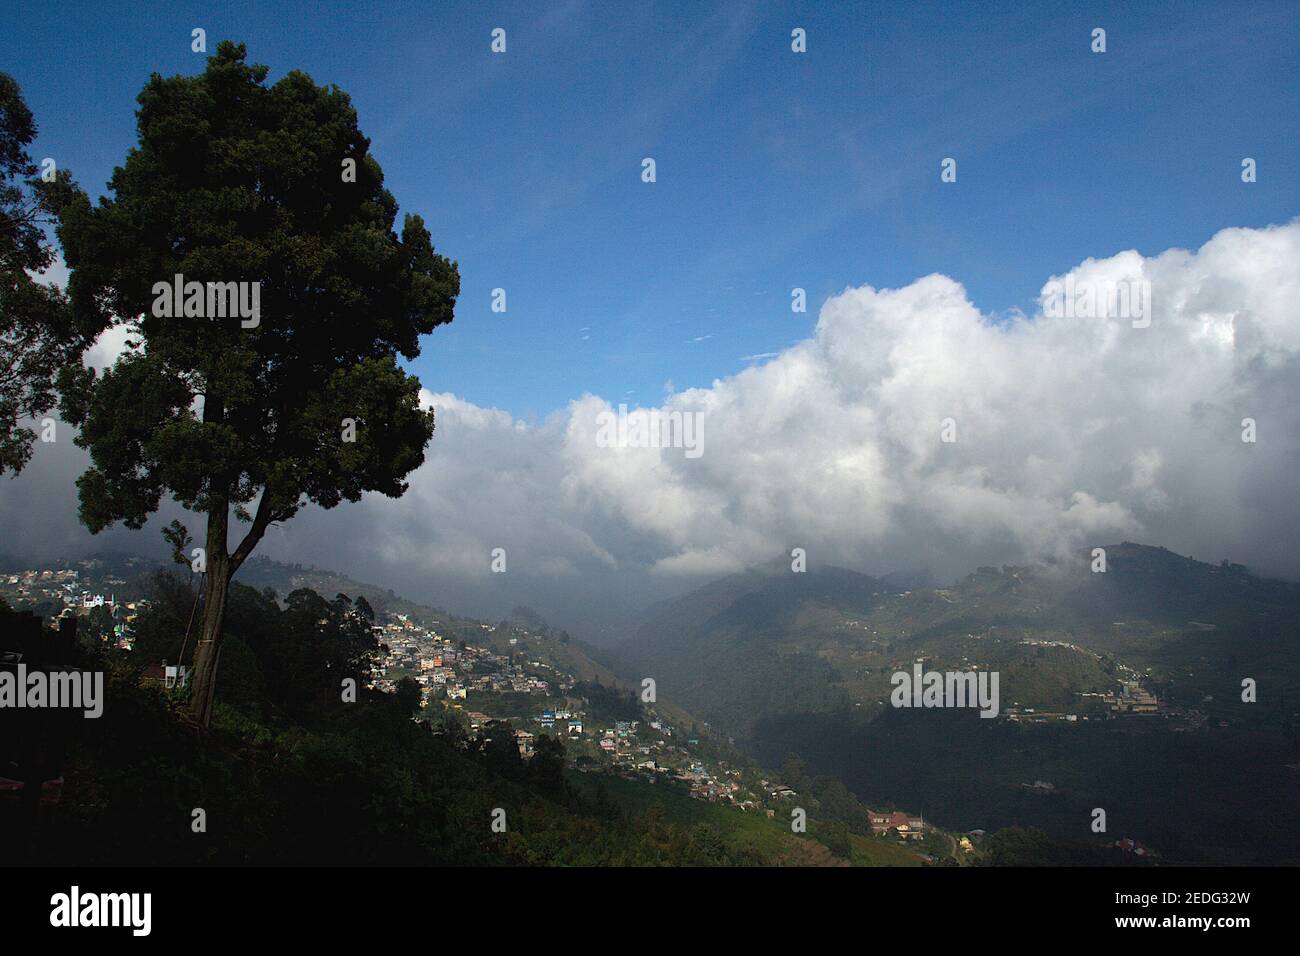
(56, 42, 459, 725)
(0, 72, 83, 475)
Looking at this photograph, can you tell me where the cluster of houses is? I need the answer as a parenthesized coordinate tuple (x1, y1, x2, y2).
(368, 613, 795, 814)
(867, 809, 929, 840)
(1005, 707, 1081, 724)
(1101, 681, 1160, 714)
(3, 566, 131, 608)
(3, 567, 81, 593)
(1113, 837, 1157, 858)
(370, 614, 570, 710)
(574, 716, 807, 814)
(1, 564, 145, 650)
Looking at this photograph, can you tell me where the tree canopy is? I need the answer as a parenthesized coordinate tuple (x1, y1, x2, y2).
(0, 72, 82, 475)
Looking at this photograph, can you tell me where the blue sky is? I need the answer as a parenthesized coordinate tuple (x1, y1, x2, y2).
(4, 0, 1297, 422)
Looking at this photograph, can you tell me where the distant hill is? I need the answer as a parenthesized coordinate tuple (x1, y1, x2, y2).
(606, 543, 1300, 862)
(233, 555, 457, 625)
(613, 543, 1300, 735)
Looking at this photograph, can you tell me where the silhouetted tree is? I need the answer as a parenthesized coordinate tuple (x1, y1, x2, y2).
(479, 719, 524, 781)
(55, 42, 458, 725)
(527, 733, 567, 793)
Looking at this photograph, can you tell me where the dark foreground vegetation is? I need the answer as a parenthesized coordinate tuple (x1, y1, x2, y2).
(0, 578, 888, 866)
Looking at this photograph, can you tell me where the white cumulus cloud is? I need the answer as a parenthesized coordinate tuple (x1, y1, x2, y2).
(5, 221, 1298, 631)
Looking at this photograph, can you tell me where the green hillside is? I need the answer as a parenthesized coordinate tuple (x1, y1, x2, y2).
(614, 544, 1300, 733)
(608, 544, 1300, 862)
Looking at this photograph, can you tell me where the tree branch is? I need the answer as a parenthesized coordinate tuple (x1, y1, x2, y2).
(227, 487, 277, 577)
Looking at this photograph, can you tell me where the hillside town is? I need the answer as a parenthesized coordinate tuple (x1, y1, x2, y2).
(0, 559, 151, 651)
(369, 611, 861, 819)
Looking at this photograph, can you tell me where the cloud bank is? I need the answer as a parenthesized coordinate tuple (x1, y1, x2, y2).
(5, 221, 1298, 635)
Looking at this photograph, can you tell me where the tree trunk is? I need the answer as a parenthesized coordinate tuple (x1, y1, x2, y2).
(187, 491, 230, 728)
(187, 388, 234, 727)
